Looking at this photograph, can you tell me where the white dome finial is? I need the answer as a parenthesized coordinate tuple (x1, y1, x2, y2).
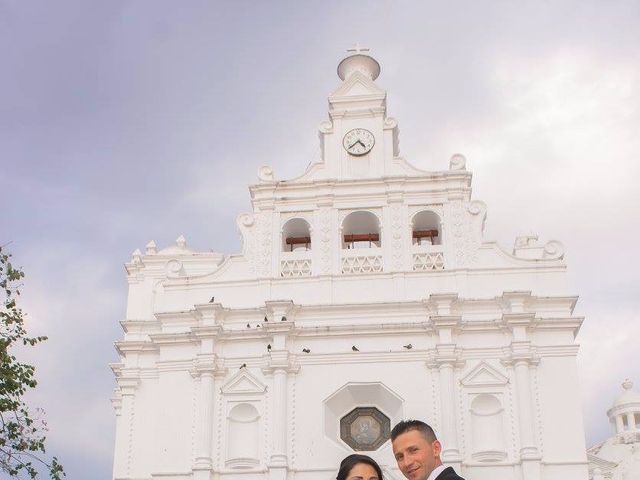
(337, 44, 381, 81)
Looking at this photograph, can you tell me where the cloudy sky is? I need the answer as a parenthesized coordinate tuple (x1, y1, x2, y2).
(1, 1, 639, 478)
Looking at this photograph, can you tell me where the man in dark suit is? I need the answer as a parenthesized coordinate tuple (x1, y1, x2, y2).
(391, 420, 465, 480)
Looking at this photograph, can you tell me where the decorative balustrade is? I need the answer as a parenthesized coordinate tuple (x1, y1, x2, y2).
(280, 251, 312, 277)
(412, 245, 445, 271)
(341, 248, 383, 274)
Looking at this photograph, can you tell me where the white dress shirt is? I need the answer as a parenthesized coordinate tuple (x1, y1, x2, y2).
(426, 464, 447, 480)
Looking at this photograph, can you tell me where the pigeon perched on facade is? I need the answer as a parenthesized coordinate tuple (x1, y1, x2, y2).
(264, 316, 268, 322)
(403, 344, 413, 350)
(281, 316, 287, 322)
(256, 324, 261, 328)
(267, 344, 272, 351)
(302, 348, 311, 353)
(240, 363, 247, 369)
(246, 323, 251, 328)
(352, 346, 359, 352)
(209, 296, 215, 303)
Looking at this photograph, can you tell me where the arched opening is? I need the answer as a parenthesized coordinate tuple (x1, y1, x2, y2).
(412, 211, 442, 246)
(342, 211, 381, 249)
(282, 218, 311, 252)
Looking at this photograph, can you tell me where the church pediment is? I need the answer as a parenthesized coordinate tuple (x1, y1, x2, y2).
(461, 361, 509, 387)
(329, 70, 385, 99)
(221, 369, 266, 395)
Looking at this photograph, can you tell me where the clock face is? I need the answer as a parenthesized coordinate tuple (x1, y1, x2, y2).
(343, 128, 375, 156)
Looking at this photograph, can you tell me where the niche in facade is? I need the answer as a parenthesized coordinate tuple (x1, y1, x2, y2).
(469, 394, 507, 462)
(340, 406, 390, 451)
(412, 210, 442, 246)
(342, 211, 381, 249)
(282, 218, 312, 252)
(225, 402, 261, 469)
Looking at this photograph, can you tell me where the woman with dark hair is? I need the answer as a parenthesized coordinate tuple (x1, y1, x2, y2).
(336, 454, 383, 480)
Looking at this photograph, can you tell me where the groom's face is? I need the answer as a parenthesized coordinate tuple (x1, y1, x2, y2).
(392, 429, 442, 480)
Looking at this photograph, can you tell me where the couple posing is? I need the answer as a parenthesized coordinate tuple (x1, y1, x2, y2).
(337, 420, 465, 480)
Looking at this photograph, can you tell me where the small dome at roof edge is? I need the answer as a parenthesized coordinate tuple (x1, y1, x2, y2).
(612, 379, 640, 408)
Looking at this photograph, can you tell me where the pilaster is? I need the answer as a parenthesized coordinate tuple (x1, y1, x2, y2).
(113, 374, 140, 480)
(261, 317, 298, 480)
(427, 306, 464, 467)
(190, 311, 224, 480)
(501, 310, 541, 479)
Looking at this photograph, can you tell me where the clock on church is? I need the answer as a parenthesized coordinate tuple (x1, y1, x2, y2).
(343, 128, 375, 156)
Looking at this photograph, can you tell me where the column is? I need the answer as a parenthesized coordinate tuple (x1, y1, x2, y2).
(514, 359, 538, 457)
(615, 414, 625, 434)
(626, 412, 636, 431)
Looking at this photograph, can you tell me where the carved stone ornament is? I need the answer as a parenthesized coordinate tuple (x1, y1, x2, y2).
(256, 212, 273, 277)
(340, 407, 390, 451)
(449, 153, 466, 171)
(542, 240, 565, 260)
(318, 208, 332, 274)
(390, 203, 404, 270)
(258, 165, 274, 182)
(236, 213, 257, 272)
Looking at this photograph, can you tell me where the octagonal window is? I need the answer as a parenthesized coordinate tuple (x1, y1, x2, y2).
(340, 406, 390, 451)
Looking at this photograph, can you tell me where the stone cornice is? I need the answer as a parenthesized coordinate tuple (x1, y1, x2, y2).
(500, 341, 540, 366)
(426, 293, 460, 315)
(115, 367, 141, 393)
(430, 315, 463, 329)
(115, 340, 159, 355)
(113, 318, 584, 355)
(248, 171, 473, 198)
(293, 321, 430, 337)
(190, 325, 224, 338)
(148, 332, 194, 345)
(120, 319, 161, 334)
(426, 344, 465, 369)
(262, 321, 296, 335)
(161, 263, 571, 288)
(262, 350, 300, 374)
(501, 312, 536, 326)
(193, 302, 228, 326)
(110, 344, 581, 372)
(190, 353, 226, 378)
(264, 300, 295, 322)
(155, 310, 199, 329)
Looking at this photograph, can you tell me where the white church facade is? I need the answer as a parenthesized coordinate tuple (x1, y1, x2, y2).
(112, 49, 589, 480)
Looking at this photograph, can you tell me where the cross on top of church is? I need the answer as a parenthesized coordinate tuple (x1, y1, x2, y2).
(337, 43, 380, 81)
(347, 43, 370, 55)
